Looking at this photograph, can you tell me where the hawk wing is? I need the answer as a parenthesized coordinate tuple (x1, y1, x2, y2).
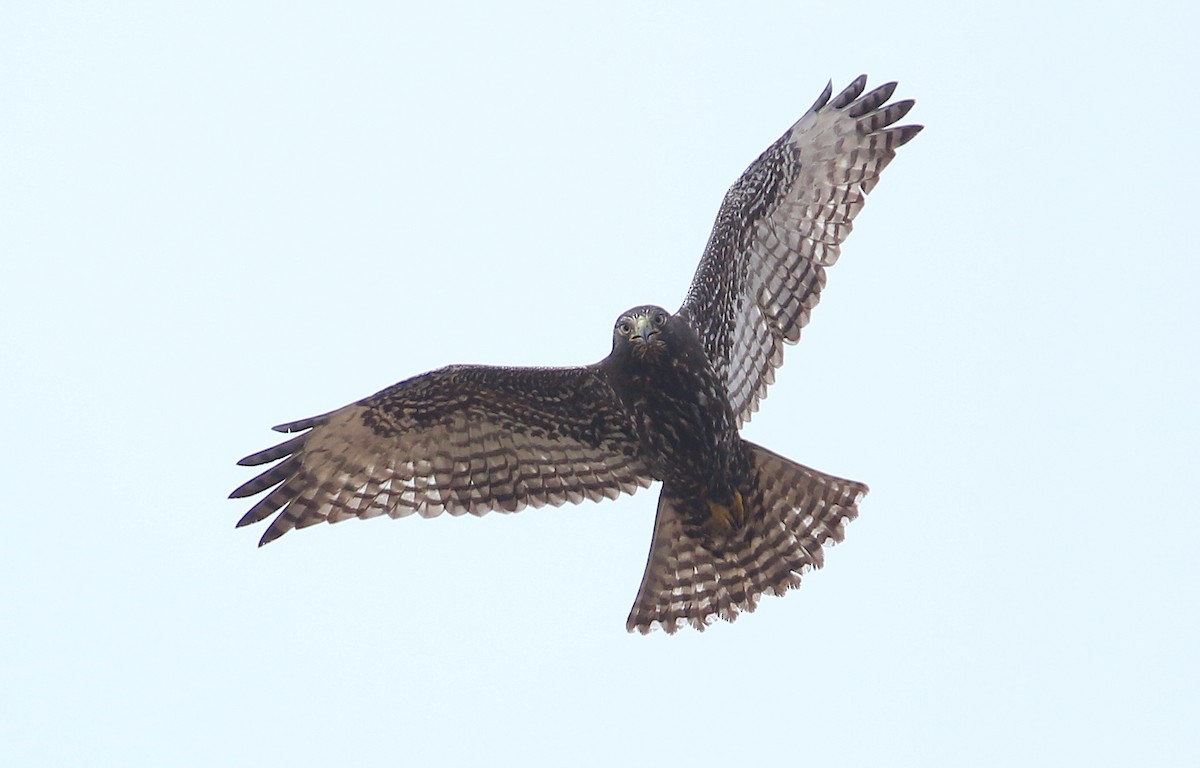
(231, 364, 653, 546)
(679, 75, 922, 425)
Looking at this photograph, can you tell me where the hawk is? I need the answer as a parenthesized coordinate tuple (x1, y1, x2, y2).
(231, 76, 922, 633)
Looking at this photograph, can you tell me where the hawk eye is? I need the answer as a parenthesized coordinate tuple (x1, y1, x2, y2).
(652, 311, 667, 326)
(618, 321, 632, 336)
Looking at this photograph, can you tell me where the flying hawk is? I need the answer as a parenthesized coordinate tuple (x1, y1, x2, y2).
(231, 75, 922, 633)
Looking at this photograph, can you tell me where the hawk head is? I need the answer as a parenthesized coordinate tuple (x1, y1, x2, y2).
(611, 305, 675, 361)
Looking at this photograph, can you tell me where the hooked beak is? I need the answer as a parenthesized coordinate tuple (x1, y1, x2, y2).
(631, 314, 658, 344)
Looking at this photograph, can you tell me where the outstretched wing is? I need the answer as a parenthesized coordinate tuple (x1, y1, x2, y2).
(231, 364, 653, 546)
(679, 75, 922, 426)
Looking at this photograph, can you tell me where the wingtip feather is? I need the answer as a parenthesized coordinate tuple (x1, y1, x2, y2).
(809, 79, 834, 113)
(235, 433, 307, 467)
(272, 412, 329, 433)
(258, 526, 285, 547)
(892, 123, 924, 146)
(847, 81, 898, 117)
(831, 74, 868, 109)
(875, 99, 916, 128)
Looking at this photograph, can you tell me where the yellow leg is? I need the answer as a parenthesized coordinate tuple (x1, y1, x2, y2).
(706, 491, 746, 535)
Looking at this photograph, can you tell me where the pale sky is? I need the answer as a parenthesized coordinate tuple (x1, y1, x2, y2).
(2, 2, 1197, 766)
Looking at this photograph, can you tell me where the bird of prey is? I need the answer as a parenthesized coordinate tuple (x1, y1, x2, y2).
(231, 75, 921, 634)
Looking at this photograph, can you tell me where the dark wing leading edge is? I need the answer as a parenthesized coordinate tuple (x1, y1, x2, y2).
(679, 75, 922, 426)
(230, 365, 653, 546)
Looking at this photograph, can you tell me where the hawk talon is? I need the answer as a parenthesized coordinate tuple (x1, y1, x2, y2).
(705, 491, 746, 536)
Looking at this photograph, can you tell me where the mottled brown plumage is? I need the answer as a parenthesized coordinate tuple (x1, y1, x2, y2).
(231, 75, 921, 633)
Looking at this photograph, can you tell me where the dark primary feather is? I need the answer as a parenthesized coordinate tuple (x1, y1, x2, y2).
(680, 75, 923, 427)
(230, 365, 653, 546)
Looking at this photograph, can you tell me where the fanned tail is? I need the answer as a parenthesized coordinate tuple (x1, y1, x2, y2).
(626, 441, 867, 634)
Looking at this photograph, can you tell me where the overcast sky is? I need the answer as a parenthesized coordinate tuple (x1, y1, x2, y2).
(2, 2, 1196, 766)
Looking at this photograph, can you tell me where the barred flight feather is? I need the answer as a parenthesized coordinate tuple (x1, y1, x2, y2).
(681, 75, 922, 426)
(231, 365, 653, 546)
(626, 443, 867, 634)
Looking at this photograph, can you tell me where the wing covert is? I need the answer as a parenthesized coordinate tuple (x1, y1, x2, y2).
(679, 75, 922, 425)
(230, 364, 652, 545)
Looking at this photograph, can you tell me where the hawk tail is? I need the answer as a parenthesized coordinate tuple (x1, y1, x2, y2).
(626, 442, 868, 634)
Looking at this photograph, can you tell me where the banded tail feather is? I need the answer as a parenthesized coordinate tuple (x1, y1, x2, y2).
(626, 442, 867, 634)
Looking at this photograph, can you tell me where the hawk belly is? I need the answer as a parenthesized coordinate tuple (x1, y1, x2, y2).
(604, 309, 868, 633)
(603, 314, 753, 547)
